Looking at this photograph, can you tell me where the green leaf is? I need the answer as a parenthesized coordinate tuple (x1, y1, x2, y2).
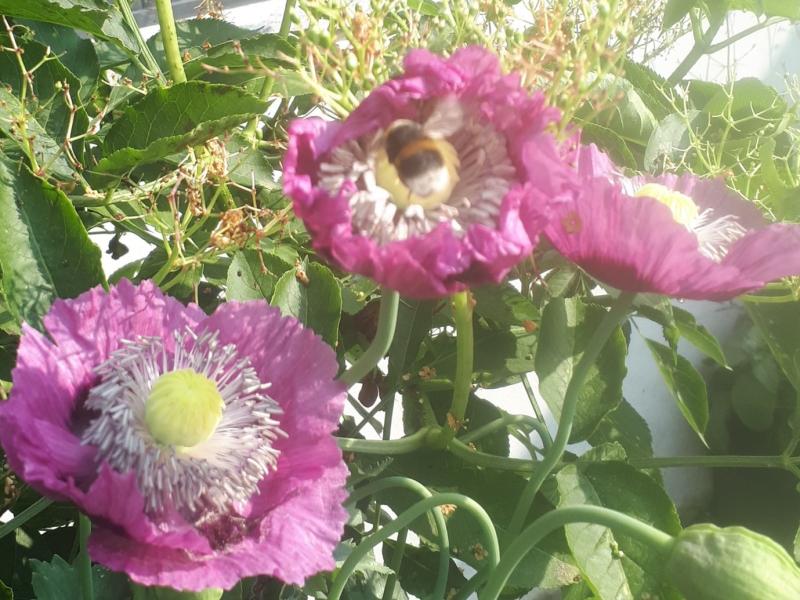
(182, 33, 294, 83)
(270, 262, 341, 347)
(662, 0, 695, 29)
(728, 0, 800, 19)
(672, 306, 728, 367)
(95, 82, 268, 175)
(0, 0, 138, 51)
(386, 299, 435, 388)
(0, 157, 104, 329)
(584, 76, 658, 148)
(132, 583, 222, 599)
(0, 36, 89, 179)
(644, 110, 702, 172)
(703, 78, 787, 136)
(644, 339, 709, 441)
(588, 400, 657, 472)
(382, 541, 466, 597)
(536, 298, 628, 442)
(17, 20, 99, 102)
(794, 523, 800, 563)
(745, 301, 800, 393)
(225, 249, 292, 302)
(31, 556, 130, 600)
(557, 463, 682, 600)
(0, 579, 11, 600)
(473, 283, 539, 327)
(578, 123, 638, 169)
(408, 0, 443, 16)
(731, 370, 777, 431)
(622, 60, 672, 119)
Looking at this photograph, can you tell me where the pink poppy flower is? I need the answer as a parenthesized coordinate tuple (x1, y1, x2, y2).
(283, 46, 571, 298)
(0, 280, 347, 591)
(527, 144, 800, 300)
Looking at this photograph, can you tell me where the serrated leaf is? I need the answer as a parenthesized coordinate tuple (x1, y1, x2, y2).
(381, 541, 466, 598)
(579, 123, 638, 169)
(622, 60, 672, 119)
(17, 20, 99, 102)
(583, 76, 658, 148)
(0, 0, 138, 51)
(644, 339, 709, 442)
(588, 400, 658, 478)
(31, 555, 130, 600)
(225, 249, 292, 301)
(270, 262, 341, 347)
(729, 0, 800, 19)
(182, 33, 294, 83)
(644, 110, 703, 172)
(94, 82, 268, 175)
(0, 157, 104, 329)
(536, 298, 628, 442)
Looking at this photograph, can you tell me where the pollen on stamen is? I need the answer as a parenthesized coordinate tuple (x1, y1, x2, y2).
(80, 327, 284, 519)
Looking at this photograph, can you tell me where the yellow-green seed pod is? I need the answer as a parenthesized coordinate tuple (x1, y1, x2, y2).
(665, 524, 800, 600)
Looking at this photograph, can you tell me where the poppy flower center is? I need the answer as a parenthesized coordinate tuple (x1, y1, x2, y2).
(81, 328, 284, 518)
(318, 97, 516, 244)
(634, 183, 698, 226)
(634, 182, 747, 261)
(145, 369, 223, 448)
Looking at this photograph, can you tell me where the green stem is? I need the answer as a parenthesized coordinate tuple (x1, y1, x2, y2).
(331, 492, 497, 600)
(666, 10, 725, 85)
(382, 528, 407, 600)
(337, 427, 431, 455)
(446, 438, 537, 473)
(521, 374, 552, 445)
(507, 292, 635, 534)
(345, 477, 450, 600)
(339, 290, 400, 387)
(243, 0, 296, 139)
(0, 497, 54, 540)
(629, 454, 790, 470)
(450, 291, 474, 428)
(117, 0, 163, 80)
(77, 514, 93, 600)
(481, 505, 675, 599)
(459, 414, 551, 453)
(154, 0, 187, 84)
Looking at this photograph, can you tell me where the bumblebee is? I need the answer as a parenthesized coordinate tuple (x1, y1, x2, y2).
(374, 98, 463, 209)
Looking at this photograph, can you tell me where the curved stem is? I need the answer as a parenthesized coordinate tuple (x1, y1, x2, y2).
(344, 478, 451, 600)
(382, 528, 407, 600)
(507, 292, 635, 534)
(450, 291, 474, 429)
(666, 10, 725, 85)
(459, 414, 551, 453)
(521, 374, 552, 445)
(77, 514, 93, 600)
(331, 492, 497, 600)
(154, 0, 187, 84)
(629, 454, 789, 469)
(446, 438, 538, 472)
(481, 505, 675, 599)
(0, 497, 53, 540)
(337, 427, 431, 455)
(339, 290, 400, 387)
(117, 0, 163, 80)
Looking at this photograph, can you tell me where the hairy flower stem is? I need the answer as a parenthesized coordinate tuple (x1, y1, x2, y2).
(339, 290, 400, 387)
(481, 505, 674, 599)
(78, 514, 93, 600)
(507, 292, 636, 534)
(330, 492, 497, 600)
(449, 291, 474, 429)
(154, 0, 186, 84)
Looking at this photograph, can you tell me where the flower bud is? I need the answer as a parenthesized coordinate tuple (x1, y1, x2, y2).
(665, 524, 800, 599)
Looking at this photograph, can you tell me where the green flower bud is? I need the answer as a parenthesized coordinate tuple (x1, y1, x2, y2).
(666, 524, 800, 599)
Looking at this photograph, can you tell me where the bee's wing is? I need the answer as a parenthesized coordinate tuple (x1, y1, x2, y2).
(423, 96, 463, 138)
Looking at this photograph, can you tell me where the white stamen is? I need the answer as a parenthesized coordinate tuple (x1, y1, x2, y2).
(690, 208, 747, 261)
(81, 327, 284, 520)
